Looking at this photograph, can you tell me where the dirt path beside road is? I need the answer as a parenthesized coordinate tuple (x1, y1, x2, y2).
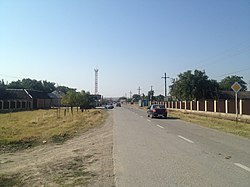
(0, 112, 115, 187)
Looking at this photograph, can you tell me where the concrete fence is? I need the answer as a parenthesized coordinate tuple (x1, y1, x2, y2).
(154, 100, 250, 119)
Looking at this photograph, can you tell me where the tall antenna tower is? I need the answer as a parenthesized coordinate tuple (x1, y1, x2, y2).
(94, 68, 99, 95)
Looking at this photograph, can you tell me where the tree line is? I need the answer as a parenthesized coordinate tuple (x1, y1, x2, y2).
(169, 70, 247, 100)
(131, 70, 247, 102)
(0, 78, 76, 93)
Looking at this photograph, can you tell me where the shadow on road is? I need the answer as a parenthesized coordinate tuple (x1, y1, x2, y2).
(167, 116, 179, 120)
(150, 116, 179, 120)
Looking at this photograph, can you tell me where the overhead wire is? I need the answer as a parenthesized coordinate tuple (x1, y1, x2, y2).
(195, 46, 250, 70)
(191, 39, 250, 66)
(175, 40, 250, 80)
(0, 73, 21, 79)
(213, 67, 250, 79)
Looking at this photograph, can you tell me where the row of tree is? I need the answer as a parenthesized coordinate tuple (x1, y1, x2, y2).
(0, 78, 75, 93)
(169, 70, 247, 100)
(130, 70, 247, 102)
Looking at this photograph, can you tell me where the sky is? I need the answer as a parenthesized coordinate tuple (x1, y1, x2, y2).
(0, 0, 250, 97)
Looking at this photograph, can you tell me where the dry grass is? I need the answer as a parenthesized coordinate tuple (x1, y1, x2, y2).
(0, 108, 107, 152)
(169, 110, 250, 139)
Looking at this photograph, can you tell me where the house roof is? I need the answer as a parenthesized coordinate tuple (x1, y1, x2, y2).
(48, 90, 65, 99)
(0, 89, 31, 100)
(0, 89, 52, 100)
(27, 90, 51, 99)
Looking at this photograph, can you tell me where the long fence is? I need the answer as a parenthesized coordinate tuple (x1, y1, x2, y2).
(154, 99, 250, 118)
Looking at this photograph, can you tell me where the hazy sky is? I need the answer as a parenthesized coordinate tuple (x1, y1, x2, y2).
(1, 0, 250, 97)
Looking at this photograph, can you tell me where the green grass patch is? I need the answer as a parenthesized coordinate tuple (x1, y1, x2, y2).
(0, 108, 107, 152)
(169, 110, 250, 139)
(0, 174, 23, 187)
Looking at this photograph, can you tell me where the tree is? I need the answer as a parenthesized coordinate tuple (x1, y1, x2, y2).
(42, 80, 56, 92)
(219, 75, 247, 91)
(61, 90, 77, 106)
(118, 97, 127, 102)
(148, 90, 154, 101)
(7, 80, 23, 89)
(156, 94, 165, 102)
(61, 90, 94, 108)
(22, 79, 44, 91)
(78, 91, 93, 108)
(206, 79, 220, 99)
(132, 94, 141, 102)
(0, 79, 6, 91)
(169, 70, 219, 100)
(7, 78, 56, 92)
(56, 85, 76, 94)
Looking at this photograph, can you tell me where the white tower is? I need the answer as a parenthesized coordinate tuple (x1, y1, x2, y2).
(94, 69, 99, 95)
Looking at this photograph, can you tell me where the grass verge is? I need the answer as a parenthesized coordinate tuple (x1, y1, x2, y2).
(0, 108, 107, 152)
(0, 174, 22, 187)
(169, 110, 250, 139)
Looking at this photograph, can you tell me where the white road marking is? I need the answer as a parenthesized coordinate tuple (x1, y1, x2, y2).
(234, 163, 250, 172)
(140, 116, 143, 118)
(147, 119, 151, 122)
(157, 125, 164, 129)
(178, 135, 194, 144)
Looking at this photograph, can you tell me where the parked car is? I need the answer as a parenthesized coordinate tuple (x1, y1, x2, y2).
(147, 104, 167, 118)
(116, 102, 121, 107)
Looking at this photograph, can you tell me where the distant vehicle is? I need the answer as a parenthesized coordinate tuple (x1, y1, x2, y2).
(147, 104, 167, 118)
(116, 102, 121, 107)
(105, 104, 114, 109)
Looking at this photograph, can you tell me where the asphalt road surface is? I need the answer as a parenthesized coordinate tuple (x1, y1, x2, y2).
(113, 105, 250, 187)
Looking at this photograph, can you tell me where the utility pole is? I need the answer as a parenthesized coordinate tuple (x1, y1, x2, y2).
(138, 86, 141, 95)
(150, 85, 153, 102)
(129, 91, 132, 98)
(162, 73, 169, 101)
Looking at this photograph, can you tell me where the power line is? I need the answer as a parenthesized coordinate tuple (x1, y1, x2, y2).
(213, 67, 250, 78)
(201, 40, 250, 63)
(0, 73, 21, 79)
(180, 40, 250, 71)
(195, 46, 250, 70)
(0, 73, 65, 86)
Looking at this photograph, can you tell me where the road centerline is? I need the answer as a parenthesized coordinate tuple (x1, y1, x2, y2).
(157, 125, 164, 129)
(234, 163, 250, 172)
(178, 135, 194, 144)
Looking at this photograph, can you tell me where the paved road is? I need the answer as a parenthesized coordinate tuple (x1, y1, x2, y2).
(113, 105, 250, 187)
